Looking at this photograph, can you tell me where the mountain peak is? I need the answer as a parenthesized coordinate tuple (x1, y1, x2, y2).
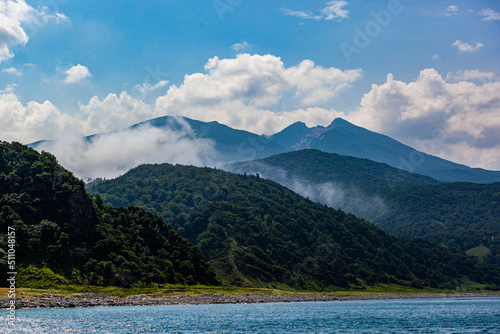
(286, 121, 309, 130)
(328, 117, 355, 128)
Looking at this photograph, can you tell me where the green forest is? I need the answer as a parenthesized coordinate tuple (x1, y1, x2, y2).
(374, 182, 500, 266)
(2, 142, 499, 292)
(0, 142, 217, 288)
(233, 149, 500, 267)
(89, 162, 500, 289)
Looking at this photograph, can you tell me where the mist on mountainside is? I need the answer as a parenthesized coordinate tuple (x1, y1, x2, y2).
(226, 161, 386, 220)
(35, 121, 217, 180)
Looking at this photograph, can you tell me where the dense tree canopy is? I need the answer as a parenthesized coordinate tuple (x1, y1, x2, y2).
(0, 142, 217, 287)
(90, 162, 500, 289)
(233, 150, 500, 267)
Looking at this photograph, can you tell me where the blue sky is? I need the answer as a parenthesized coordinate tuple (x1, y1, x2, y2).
(1, 0, 500, 170)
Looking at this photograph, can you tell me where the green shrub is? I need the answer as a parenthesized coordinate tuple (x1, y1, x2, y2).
(18, 265, 68, 289)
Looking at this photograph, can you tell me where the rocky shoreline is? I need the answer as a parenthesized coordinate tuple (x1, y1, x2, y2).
(2, 292, 499, 309)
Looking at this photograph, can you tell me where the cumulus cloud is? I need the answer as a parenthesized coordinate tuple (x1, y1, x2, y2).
(282, 1, 349, 21)
(446, 69, 496, 84)
(452, 40, 483, 52)
(479, 8, 500, 21)
(281, 8, 322, 20)
(36, 122, 216, 180)
(0, 85, 217, 179)
(0, 0, 68, 63)
(155, 53, 360, 134)
(348, 69, 500, 169)
(0, 88, 164, 143)
(64, 64, 92, 83)
(0, 89, 76, 143)
(80, 91, 162, 134)
(2, 53, 359, 141)
(2, 67, 21, 75)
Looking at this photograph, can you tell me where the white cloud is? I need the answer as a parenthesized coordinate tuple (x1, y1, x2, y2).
(0, 86, 217, 179)
(444, 5, 460, 16)
(282, 1, 349, 22)
(80, 91, 160, 134)
(0, 0, 68, 63)
(452, 40, 483, 52)
(479, 8, 500, 21)
(281, 8, 322, 20)
(231, 41, 251, 52)
(154, 53, 360, 134)
(2, 67, 21, 75)
(36, 123, 216, 180)
(0, 89, 76, 143)
(132, 80, 169, 97)
(446, 69, 495, 84)
(0, 87, 163, 143)
(347, 69, 500, 169)
(321, 1, 349, 21)
(432, 54, 440, 60)
(64, 64, 92, 83)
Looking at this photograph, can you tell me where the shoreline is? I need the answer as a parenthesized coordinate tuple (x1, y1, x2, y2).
(2, 292, 499, 309)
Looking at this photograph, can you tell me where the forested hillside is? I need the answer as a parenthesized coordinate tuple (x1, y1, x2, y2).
(231, 150, 500, 266)
(0, 142, 218, 287)
(373, 183, 500, 266)
(89, 163, 500, 289)
(231, 149, 439, 216)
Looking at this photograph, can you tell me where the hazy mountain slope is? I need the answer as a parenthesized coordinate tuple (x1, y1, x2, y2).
(30, 116, 286, 165)
(136, 116, 286, 162)
(29, 115, 499, 183)
(88, 163, 500, 289)
(0, 142, 218, 287)
(231, 150, 500, 266)
(230, 149, 439, 219)
(269, 118, 500, 183)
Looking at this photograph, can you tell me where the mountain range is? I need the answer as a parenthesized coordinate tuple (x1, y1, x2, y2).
(269, 118, 500, 183)
(22, 115, 500, 277)
(3, 141, 499, 291)
(30, 116, 500, 183)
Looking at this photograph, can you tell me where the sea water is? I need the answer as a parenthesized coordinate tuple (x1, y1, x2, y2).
(1, 297, 499, 333)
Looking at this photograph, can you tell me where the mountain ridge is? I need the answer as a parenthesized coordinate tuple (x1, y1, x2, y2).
(269, 118, 500, 183)
(28, 115, 500, 183)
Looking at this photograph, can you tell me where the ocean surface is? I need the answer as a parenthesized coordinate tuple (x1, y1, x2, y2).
(1, 297, 499, 333)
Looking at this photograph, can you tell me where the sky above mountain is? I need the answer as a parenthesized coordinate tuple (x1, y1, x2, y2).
(1, 0, 499, 169)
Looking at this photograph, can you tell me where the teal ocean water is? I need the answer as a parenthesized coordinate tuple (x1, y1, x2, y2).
(2, 297, 499, 333)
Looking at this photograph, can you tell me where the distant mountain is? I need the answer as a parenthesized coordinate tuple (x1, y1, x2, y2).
(269, 118, 500, 183)
(89, 162, 500, 289)
(29, 116, 286, 164)
(136, 116, 287, 162)
(29, 115, 500, 183)
(231, 150, 500, 266)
